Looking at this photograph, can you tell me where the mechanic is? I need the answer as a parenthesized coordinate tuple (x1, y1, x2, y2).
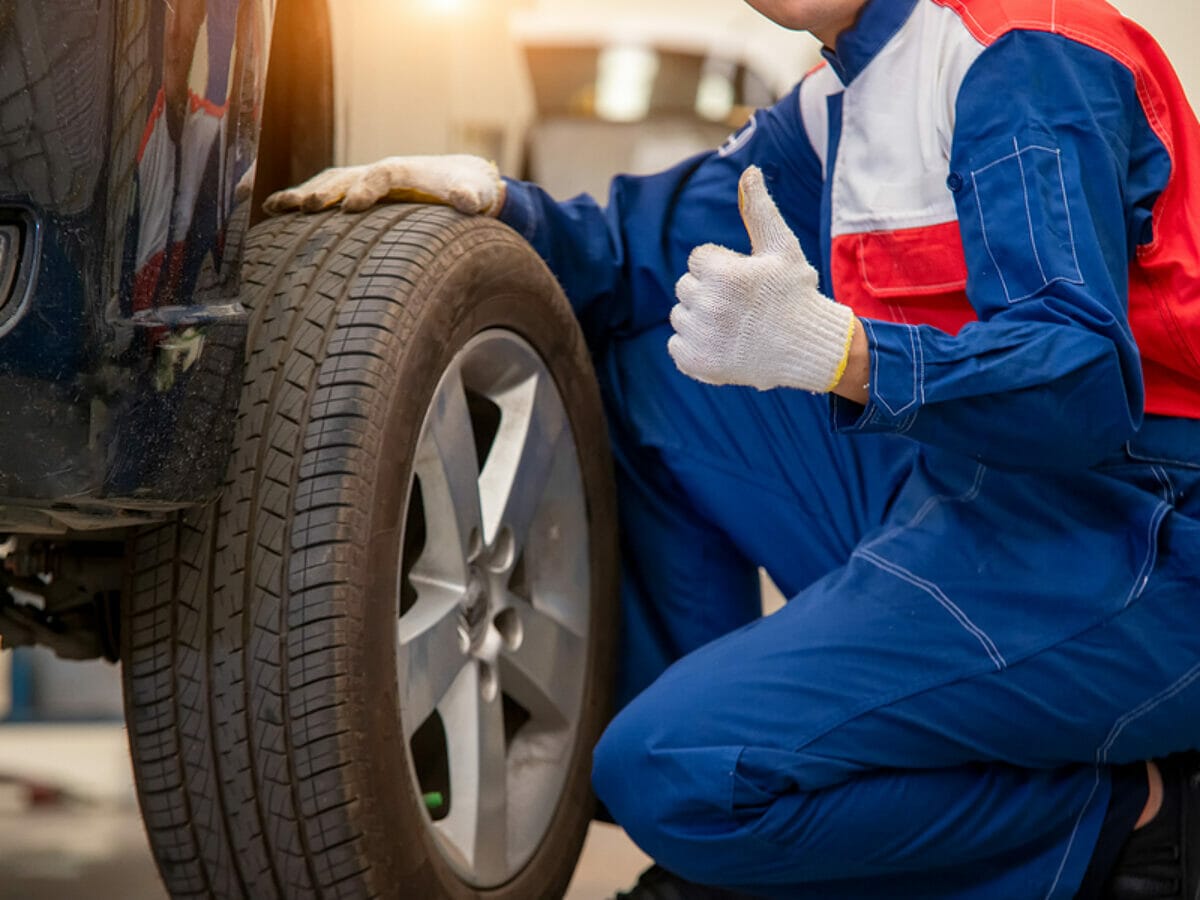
(265, 0, 1200, 896)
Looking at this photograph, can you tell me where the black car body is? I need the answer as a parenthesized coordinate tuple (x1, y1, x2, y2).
(0, 0, 332, 656)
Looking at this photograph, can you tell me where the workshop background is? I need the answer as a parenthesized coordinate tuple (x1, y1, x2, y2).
(0, 0, 1196, 897)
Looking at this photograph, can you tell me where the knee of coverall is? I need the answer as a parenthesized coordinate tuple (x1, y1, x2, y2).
(592, 689, 769, 887)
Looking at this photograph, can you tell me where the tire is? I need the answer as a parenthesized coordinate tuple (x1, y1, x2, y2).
(122, 205, 619, 899)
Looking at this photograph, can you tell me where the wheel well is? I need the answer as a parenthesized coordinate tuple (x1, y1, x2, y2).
(250, 0, 335, 227)
(0, 535, 126, 662)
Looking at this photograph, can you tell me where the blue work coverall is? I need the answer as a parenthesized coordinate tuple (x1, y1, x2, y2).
(497, 0, 1200, 895)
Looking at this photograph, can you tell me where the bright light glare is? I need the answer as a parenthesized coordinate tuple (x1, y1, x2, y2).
(696, 72, 735, 122)
(421, 0, 466, 14)
(596, 45, 659, 123)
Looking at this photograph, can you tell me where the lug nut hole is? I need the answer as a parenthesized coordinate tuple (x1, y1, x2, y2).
(494, 607, 523, 650)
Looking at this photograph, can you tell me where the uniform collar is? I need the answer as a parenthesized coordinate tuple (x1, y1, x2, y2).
(820, 0, 920, 84)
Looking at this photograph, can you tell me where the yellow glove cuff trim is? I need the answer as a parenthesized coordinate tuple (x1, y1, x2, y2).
(824, 315, 857, 393)
(383, 187, 446, 206)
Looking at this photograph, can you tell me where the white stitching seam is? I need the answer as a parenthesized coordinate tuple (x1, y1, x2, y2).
(1053, 148, 1084, 284)
(971, 145, 1061, 175)
(1044, 770, 1101, 899)
(1014, 137, 1049, 284)
(1150, 465, 1174, 506)
(863, 319, 919, 417)
(1122, 501, 1171, 609)
(917, 324, 927, 406)
(1099, 658, 1200, 764)
(854, 548, 1007, 671)
(971, 168, 1012, 303)
(860, 463, 987, 556)
(1007, 274, 1086, 305)
(1044, 499, 1176, 898)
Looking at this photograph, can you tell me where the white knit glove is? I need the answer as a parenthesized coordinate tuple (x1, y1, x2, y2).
(262, 154, 505, 216)
(669, 166, 856, 393)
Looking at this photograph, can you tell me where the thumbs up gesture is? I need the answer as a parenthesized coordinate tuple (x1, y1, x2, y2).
(669, 166, 857, 393)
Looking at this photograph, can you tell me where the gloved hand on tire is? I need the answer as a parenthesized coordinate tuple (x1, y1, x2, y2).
(262, 154, 505, 216)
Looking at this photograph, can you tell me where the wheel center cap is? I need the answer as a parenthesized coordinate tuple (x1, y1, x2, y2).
(459, 568, 489, 651)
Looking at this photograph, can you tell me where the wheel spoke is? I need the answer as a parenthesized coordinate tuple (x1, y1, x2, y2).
(414, 364, 484, 583)
(436, 662, 509, 882)
(397, 594, 467, 738)
(479, 370, 566, 549)
(497, 597, 585, 729)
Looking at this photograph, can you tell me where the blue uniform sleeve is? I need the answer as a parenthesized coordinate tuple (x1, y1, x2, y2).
(833, 30, 1172, 470)
(498, 84, 825, 340)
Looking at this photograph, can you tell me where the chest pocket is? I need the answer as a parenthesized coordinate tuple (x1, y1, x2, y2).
(832, 221, 977, 335)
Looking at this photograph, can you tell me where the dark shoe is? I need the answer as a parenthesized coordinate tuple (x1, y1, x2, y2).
(1104, 753, 1200, 899)
(614, 864, 756, 899)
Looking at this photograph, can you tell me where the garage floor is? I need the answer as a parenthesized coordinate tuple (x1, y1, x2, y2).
(0, 724, 650, 900)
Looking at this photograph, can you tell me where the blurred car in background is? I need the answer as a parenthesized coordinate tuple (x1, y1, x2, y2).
(513, 11, 787, 199)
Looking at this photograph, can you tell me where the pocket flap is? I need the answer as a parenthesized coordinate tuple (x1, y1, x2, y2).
(856, 222, 969, 297)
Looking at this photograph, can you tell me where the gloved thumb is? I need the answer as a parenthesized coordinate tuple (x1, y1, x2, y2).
(738, 166, 799, 256)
